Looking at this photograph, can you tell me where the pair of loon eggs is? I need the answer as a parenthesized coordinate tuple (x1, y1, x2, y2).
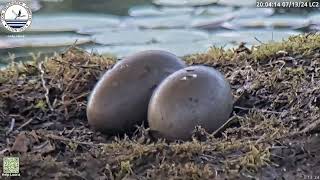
(87, 50, 233, 140)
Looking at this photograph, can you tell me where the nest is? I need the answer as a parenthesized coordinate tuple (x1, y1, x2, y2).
(0, 34, 320, 179)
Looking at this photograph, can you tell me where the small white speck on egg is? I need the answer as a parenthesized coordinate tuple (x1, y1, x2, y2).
(180, 76, 187, 81)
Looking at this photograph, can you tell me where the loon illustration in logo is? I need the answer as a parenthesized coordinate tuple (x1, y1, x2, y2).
(1, 1, 32, 32)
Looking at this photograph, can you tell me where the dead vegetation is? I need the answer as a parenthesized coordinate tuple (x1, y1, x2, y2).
(0, 33, 320, 179)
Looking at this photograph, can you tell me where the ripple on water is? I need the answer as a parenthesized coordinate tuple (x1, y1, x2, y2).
(309, 13, 320, 25)
(310, 25, 320, 31)
(124, 15, 191, 29)
(128, 5, 195, 17)
(125, 6, 278, 30)
(222, 15, 310, 29)
(152, 0, 219, 7)
(230, 7, 274, 18)
(211, 29, 301, 46)
(0, 34, 91, 49)
(92, 29, 209, 45)
(190, 14, 234, 29)
(27, 13, 121, 32)
(217, 0, 256, 7)
(200, 6, 234, 15)
(77, 26, 136, 35)
(128, 5, 236, 17)
(90, 41, 218, 58)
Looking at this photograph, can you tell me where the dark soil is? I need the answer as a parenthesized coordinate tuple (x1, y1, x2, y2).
(0, 34, 320, 180)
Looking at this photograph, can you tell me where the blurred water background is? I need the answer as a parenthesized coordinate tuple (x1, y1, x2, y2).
(0, 0, 319, 66)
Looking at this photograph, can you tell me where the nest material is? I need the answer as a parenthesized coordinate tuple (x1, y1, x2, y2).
(0, 34, 320, 179)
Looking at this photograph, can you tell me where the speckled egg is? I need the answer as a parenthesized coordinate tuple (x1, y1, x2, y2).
(148, 65, 233, 140)
(87, 50, 185, 134)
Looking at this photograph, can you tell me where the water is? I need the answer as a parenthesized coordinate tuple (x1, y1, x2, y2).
(0, 0, 319, 66)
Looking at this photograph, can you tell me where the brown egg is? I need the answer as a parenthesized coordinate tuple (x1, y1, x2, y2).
(148, 66, 233, 140)
(87, 50, 185, 134)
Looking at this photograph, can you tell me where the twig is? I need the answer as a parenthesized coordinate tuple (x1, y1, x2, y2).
(0, 111, 5, 119)
(299, 118, 320, 134)
(234, 106, 282, 114)
(199, 154, 218, 161)
(6, 118, 15, 135)
(212, 115, 239, 136)
(105, 164, 115, 180)
(45, 134, 106, 146)
(51, 58, 101, 69)
(0, 148, 9, 155)
(67, 92, 90, 104)
(64, 69, 84, 92)
(269, 146, 288, 149)
(38, 61, 54, 111)
(32, 141, 50, 151)
(17, 118, 34, 131)
(254, 37, 265, 45)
